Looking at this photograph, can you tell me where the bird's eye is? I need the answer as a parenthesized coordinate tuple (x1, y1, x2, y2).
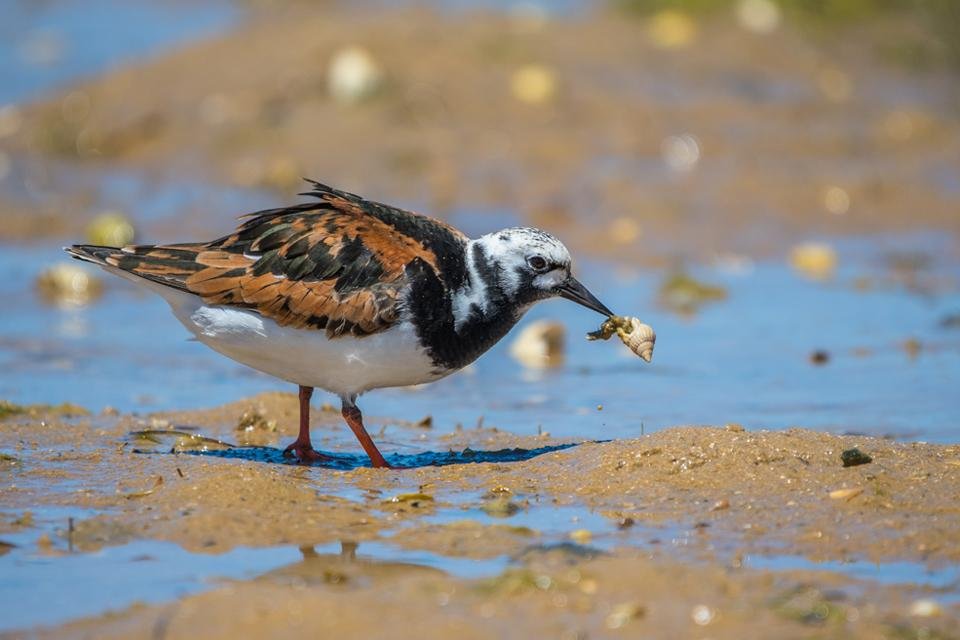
(527, 255, 548, 272)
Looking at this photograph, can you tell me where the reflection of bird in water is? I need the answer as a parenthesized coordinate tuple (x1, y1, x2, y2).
(258, 541, 443, 586)
(297, 541, 357, 563)
(67, 181, 611, 468)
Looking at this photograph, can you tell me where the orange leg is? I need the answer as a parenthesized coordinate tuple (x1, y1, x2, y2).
(341, 402, 391, 469)
(282, 385, 331, 463)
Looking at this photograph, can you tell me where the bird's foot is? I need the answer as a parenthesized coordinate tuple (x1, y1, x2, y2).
(282, 439, 332, 463)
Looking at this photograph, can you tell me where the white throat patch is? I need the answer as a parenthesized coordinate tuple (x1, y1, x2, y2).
(451, 241, 490, 331)
(450, 228, 572, 331)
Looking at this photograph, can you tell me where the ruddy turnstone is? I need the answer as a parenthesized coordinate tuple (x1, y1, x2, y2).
(67, 181, 612, 468)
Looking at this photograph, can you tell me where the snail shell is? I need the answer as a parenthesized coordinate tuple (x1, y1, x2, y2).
(586, 315, 656, 363)
(615, 317, 656, 363)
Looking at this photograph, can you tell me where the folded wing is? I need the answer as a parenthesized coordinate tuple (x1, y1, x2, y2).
(69, 183, 466, 338)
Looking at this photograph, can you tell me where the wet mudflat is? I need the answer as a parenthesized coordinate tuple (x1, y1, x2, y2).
(1, 0, 959, 637)
(3, 240, 959, 444)
(2, 396, 960, 637)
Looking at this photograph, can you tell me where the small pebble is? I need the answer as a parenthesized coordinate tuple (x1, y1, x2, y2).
(736, 0, 781, 34)
(569, 529, 592, 544)
(840, 448, 872, 467)
(647, 10, 697, 49)
(482, 496, 519, 518)
(691, 604, 715, 625)
(510, 320, 565, 369)
(86, 211, 135, 247)
(909, 599, 942, 617)
(579, 578, 598, 595)
(35, 263, 104, 307)
(829, 487, 863, 501)
(608, 217, 642, 244)
(901, 338, 922, 359)
(510, 64, 558, 105)
(327, 46, 384, 105)
(790, 242, 837, 281)
(606, 602, 646, 629)
(388, 493, 433, 505)
(661, 134, 700, 172)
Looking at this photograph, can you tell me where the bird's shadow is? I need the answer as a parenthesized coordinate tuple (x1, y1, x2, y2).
(128, 429, 585, 470)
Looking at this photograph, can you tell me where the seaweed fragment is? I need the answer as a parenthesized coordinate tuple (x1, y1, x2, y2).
(841, 448, 872, 467)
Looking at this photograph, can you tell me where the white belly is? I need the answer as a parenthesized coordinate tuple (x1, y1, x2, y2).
(153, 285, 445, 397)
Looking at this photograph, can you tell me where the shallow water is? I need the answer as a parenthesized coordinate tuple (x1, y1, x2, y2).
(0, 0, 239, 105)
(0, 524, 516, 631)
(3, 487, 957, 631)
(745, 554, 960, 601)
(1, 0, 959, 634)
(3, 229, 958, 629)
(1, 0, 957, 443)
(2, 235, 958, 443)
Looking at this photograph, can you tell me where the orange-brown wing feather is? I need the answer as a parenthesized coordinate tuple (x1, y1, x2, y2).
(89, 188, 466, 337)
(182, 207, 441, 336)
(73, 182, 467, 337)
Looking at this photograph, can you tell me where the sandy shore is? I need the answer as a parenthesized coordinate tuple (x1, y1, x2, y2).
(4, 6, 959, 261)
(2, 394, 958, 637)
(2, 4, 959, 638)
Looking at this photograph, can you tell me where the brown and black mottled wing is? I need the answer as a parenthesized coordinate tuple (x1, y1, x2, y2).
(67, 182, 469, 338)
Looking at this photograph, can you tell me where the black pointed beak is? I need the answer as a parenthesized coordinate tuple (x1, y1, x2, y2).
(556, 277, 613, 317)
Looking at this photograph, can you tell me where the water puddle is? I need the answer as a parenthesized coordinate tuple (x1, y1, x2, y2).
(744, 554, 960, 600)
(2, 234, 957, 442)
(0, 0, 239, 105)
(0, 515, 512, 631)
(0, 540, 299, 630)
(1, 2, 958, 632)
(127, 428, 583, 469)
(5, 495, 955, 632)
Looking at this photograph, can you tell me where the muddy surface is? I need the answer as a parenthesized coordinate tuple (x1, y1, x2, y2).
(2, 396, 959, 637)
(2, 2, 959, 637)
(3, 5, 960, 262)
(39, 552, 960, 640)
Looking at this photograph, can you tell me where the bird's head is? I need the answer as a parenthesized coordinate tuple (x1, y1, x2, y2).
(474, 227, 612, 316)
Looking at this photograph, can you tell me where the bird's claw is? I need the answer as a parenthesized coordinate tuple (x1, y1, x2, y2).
(282, 440, 331, 463)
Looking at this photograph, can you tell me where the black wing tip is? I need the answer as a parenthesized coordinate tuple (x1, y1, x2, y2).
(236, 179, 366, 223)
(235, 177, 350, 222)
(64, 244, 114, 265)
(299, 178, 364, 203)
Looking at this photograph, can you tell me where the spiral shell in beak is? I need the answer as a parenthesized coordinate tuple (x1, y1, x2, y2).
(587, 315, 656, 363)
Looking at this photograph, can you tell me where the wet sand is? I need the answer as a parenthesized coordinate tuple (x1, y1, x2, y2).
(41, 551, 959, 640)
(4, 6, 960, 262)
(2, 395, 958, 637)
(2, 4, 959, 638)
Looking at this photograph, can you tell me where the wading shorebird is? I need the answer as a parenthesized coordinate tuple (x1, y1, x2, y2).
(67, 181, 612, 468)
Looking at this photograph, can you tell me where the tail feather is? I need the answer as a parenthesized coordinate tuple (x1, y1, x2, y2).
(64, 244, 197, 293)
(65, 244, 123, 267)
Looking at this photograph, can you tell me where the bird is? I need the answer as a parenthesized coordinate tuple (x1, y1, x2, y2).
(66, 181, 613, 468)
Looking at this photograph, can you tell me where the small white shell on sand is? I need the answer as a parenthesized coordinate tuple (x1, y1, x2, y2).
(510, 320, 565, 369)
(327, 47, 384, 104)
